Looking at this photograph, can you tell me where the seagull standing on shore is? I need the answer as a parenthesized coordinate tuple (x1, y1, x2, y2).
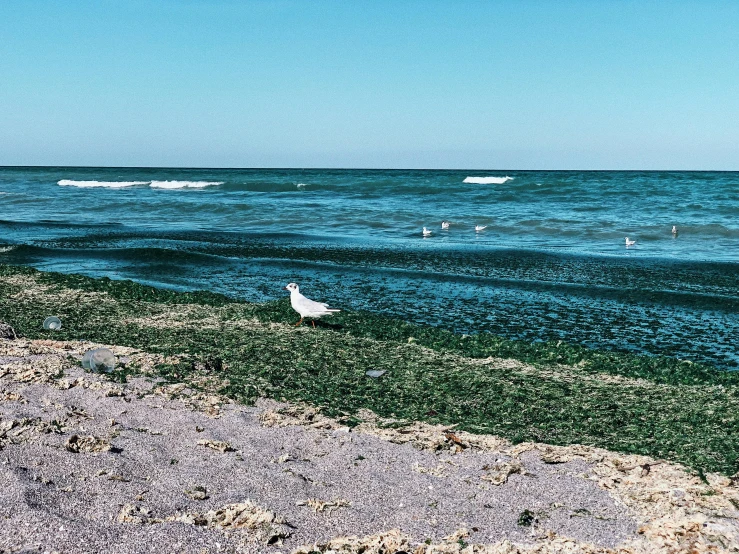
(441, 221, 450, 230)
(625, 237, 636, 247)
(422, 227, 432, 237)
(284, 283, 340, 327)
(475, 225, 487, 232)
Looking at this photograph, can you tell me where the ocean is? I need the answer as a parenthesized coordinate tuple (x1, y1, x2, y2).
(1, 167, 738, 368)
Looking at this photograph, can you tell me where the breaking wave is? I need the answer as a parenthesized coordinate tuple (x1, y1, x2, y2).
(58, 180, 149, 188)
(149, 181, 224, 189)
(463, 176, 514, 184)
(57, 180, 224, 190)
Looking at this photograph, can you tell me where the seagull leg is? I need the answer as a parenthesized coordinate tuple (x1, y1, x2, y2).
(294, 317, 303, 326)
(312, 320, 316, 328)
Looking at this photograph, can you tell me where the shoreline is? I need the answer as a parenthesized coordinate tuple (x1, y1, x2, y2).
(1, 264, 738, 475)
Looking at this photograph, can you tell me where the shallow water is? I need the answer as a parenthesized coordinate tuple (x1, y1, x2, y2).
(1, 167, 738, 368)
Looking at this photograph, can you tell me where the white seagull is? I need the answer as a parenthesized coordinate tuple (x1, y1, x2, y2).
(475, 225, 487, 232)
(284, 283, 340, 327)
(625, 237, 636, 247)
(441, 221, 450, 230)
(422, 227, 432, 237)
(672, 225, 678, 236)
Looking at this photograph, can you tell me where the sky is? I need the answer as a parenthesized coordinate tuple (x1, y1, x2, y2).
(1, 0, 738, 169)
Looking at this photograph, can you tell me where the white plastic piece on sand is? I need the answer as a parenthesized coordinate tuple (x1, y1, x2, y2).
(83, 348, 117, 373)
(43, 316, 62, 330)
(365, 370, 386, 378)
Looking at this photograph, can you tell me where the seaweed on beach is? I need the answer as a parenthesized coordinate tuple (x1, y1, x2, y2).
(1, 264, 738, 475)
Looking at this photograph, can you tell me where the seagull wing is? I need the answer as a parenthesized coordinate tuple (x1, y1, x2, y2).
(295, 294, 340, 315)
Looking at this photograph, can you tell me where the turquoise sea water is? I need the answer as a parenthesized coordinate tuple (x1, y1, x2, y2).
(1, 167, 738, 368)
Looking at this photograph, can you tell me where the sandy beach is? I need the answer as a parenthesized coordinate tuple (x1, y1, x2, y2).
(0, 340, 737, 552)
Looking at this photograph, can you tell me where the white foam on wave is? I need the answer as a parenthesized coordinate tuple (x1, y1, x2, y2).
(0, 245, 16, 253)
(463, 176, 514, 184)
(58, 180, 149, 188)
(149, 181, 224, 189)
(296, 183, 308, 188)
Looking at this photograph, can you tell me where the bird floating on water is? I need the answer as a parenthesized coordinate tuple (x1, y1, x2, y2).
(625, 237, 636, 247)
(475, 225, 487, 232)
(672, 225, 678, 236)
(422, 227, 432, 237)
(284, 283, 340, 327)
(441, 221, 450, 230)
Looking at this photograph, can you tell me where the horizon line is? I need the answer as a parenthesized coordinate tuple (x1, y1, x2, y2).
(1, 165, 738, 172)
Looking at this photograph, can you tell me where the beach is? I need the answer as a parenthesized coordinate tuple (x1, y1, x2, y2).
(4, 0, 739, 551)
(1, 265, 738, 553)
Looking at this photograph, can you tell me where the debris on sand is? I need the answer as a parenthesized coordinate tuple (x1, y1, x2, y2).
(259, 403, 510, 453)
(259, 403, 338, 430)
(0, 417, 63, 448)
(156, 382, 229, 417)
(174, 501, 290, 544)
(64, 434, 112, 453)
(257, 401, 739, 553)
(293, 528, 617, 554)
(294, 529, 413, 554)
(297, 498, 351, 514)
(196, 438, 234, 452)
(184, 486, 208, 500)
(117, 504, 159, 525)
(481, 461, 526, 485)
(413, 463, 449, 477)
(117, 500, 290, 544)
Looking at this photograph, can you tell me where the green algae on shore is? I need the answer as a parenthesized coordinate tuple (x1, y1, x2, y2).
(1, 264, 738, 475)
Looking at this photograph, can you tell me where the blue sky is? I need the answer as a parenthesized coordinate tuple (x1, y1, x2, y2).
(1, 1, 738, 169)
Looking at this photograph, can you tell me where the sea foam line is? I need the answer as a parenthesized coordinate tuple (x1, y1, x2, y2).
(463, 176, 514, 184)
(58, 180, 149, 188)
(149, 181, 224, 189)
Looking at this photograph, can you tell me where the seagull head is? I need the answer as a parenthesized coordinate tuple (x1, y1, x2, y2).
(284, 283, 299, 293)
